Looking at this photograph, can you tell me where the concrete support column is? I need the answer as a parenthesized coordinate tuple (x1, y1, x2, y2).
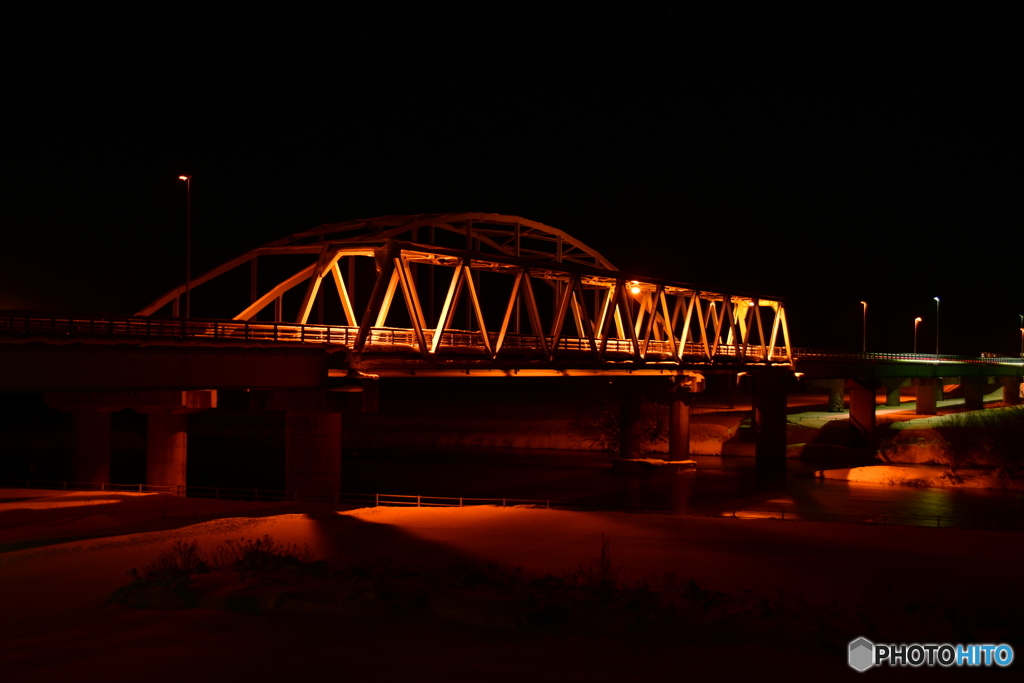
(147, 412, 187, 491)
(824, 379, 845, 413)
(961, 378, 986, 412)
(71, 411, 111, 484)
(914, 378, 938, 415)
(752, 376, 788, 480)
(619, 384, 643, 459)
(846, 379, 879, 448)
(285, 411, 342, 495)
(265, 390, 347, 496)
(882, 378, 905, 407)
(668, 391, 695, 461)
(47, 390, 214, 493)
(1001, 377, 1022, 405)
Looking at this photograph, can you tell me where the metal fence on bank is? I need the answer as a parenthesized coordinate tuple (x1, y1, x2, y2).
(2, 478, 1019, 532)
(0, 479, 179, 495)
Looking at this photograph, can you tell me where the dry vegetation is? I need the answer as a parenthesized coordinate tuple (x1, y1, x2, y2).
(935, 406, 1024, 476)
(110, 533, 1024, 648)
(878, 406, 1024, 476)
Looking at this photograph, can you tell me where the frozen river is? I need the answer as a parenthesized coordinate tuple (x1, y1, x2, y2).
(343, 448, 1024, 530)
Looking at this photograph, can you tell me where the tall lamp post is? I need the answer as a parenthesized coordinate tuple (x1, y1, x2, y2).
(914, 317, 922, 353)
(860, 301, 867, 352)
(178, 175, 192, 319)
(933, 297, 940, 354)
(1019, 314, 1023, 357)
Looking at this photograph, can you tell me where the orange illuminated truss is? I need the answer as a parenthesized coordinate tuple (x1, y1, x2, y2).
(138, 213, 792, 367)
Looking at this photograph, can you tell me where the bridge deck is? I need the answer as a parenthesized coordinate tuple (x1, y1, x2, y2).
(2, 313, 1020, 382)
(0, 313, 792, 366)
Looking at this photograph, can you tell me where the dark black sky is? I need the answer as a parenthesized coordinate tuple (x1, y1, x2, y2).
(2, 12, 1021, 355)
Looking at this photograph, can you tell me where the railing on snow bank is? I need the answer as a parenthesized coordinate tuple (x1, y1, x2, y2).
(3, 479, 1021, 532)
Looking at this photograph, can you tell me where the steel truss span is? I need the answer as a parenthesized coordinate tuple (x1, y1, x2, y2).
(137, 213, 793, 368)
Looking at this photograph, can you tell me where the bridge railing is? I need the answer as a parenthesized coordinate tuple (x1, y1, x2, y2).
(791, 348, 1022, 364)
(6, 312, 1019, 365)
(0, 312, 360, 345)
(349, 329, 789, 362)
(0, 311, 791, 362)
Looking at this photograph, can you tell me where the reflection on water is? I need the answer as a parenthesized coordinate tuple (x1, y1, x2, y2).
(345, 449, 1024, 529)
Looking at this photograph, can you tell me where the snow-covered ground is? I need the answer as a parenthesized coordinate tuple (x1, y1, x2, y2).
(1, 489, 1020, 680)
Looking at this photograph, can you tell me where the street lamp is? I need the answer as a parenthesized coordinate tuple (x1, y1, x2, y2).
(934, 297, 940, 354)
(860, 301, 867, 352)
(178, 175, 192, 319)
(914, 317, 922, 353)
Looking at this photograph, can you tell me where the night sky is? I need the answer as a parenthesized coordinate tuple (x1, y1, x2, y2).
(3, 13, 1020, 355)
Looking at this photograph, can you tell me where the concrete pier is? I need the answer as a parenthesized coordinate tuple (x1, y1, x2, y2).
(285, 412, 342, 495)
(70, 411, 111, 484)
(961, 378, 987, 412)
(146, 412, 187, 490)
(47, 390, 215, 492)
(882, 378, 904, 407)
(846, 379, 878, 447)
(266, 390, 345, 496)
(668, 390, 695, 460)
(751, 376, 788, 480)
(1002, 377, 1022, 405)
(914, 378, 938, 415)
(619, 384, 643, 460)
(824, 379, 845, 413)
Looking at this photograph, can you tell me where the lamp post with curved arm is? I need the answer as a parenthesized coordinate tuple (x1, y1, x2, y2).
(934, 297, 940, 354)
(914, 317, 922, 353)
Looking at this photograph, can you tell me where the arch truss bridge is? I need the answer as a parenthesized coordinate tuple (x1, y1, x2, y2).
(139, 213, 793, 376)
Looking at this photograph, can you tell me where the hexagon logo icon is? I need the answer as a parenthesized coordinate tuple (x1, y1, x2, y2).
(849, 637, 875, 672)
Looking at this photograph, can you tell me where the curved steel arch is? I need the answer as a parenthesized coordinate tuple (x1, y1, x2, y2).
(135, 212, 792, 366)
(138, 213, 616, 317)
(278, 212, 617, 269)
